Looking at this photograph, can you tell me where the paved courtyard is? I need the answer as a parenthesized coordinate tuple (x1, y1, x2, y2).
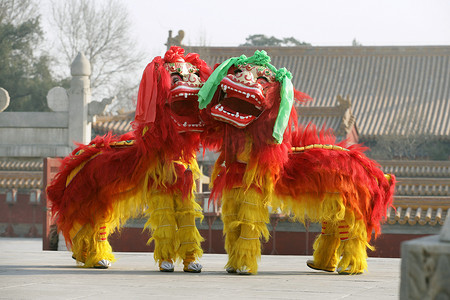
(0, 237, 401, 299)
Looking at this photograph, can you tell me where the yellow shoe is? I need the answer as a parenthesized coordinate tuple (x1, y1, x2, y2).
(306, 259, 335, 272)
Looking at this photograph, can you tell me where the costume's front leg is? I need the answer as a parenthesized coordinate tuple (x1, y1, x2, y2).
(145, 192, 177, 272)
(70, 218, 115, 269)
(225, 188, 270, 274)
(174, 193, 204, 273)
(222, 189, 241, 273)
(306, 220, 340, 272)
(336, 212, 371, 275)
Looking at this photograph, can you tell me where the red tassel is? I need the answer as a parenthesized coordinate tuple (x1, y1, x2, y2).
(182, 165, 194, 200)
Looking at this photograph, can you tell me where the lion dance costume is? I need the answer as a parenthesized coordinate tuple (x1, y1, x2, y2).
(47, 46, 211, 272)
(198, 50, 395, 275)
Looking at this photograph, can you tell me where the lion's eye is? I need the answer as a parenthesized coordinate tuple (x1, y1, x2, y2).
(234, 69, 242, 75)
(257, 77, 269, 85)
(171, 73, 182, 84)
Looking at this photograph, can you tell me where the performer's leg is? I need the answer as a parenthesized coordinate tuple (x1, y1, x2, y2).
(70, 218, 115, 268)
(70, 221, 88, 264)
(145, 192, 177, 272)
(222, 189, 241, 273)
(336, 213, 372, 275)
(174, 193, 204, 273)
(307, 221, 340, 272)
(227, 188, 270, 274)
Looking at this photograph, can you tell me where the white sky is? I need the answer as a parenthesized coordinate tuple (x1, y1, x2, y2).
(125, 0, 450, 58)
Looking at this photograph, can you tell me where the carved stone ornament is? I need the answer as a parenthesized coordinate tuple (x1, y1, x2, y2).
(0, 87, 10, 112)
(47, 87, 69, 112)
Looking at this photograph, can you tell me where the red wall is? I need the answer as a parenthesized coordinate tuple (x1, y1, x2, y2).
(1, 191, 433, 258)
(108, 227, 430, 258)
(0, 193, 43, 237)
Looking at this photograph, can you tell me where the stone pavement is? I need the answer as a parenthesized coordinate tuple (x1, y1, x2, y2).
(0, 237, 400, 299)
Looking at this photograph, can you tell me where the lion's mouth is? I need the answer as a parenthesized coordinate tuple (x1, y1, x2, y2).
(169, 82, 204, 132)
(210, 75, 265, 128)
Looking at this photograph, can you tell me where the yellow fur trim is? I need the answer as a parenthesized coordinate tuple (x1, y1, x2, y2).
(144, 189, 204, 264)
(308, 211, 373, 274)
(145, 192, 178, 262)
(337, 215, 373, 274)
(174, 192, 204, 262)
(283, 193, 373, 274)
(69, 221, 84, 244)
(282, 192, 346, 224)
(222, 188, 270, 274)
(70, 221, 116, 268)
(312, 235, 340, 270)
(64, 149, 202, 268)
(311, 222, 340, 270)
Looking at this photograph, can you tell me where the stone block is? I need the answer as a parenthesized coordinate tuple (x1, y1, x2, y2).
(400, 233, 450, 299)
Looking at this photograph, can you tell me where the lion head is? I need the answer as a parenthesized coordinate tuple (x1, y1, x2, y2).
(198, 50, 310, 152)
(134, 46, 211, 132)
(133, 46, 212, 156)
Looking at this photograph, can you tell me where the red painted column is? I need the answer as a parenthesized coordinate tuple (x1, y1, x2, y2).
(42, 157, 61, 250)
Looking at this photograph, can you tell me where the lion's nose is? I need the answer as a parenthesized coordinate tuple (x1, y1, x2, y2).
(184, 73, 202, 85)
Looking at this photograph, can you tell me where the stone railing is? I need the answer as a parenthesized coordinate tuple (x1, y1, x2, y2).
(394, 178, 450, 196)
(0, 52, 111, 158)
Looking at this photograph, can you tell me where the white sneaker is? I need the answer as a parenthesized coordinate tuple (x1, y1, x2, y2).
(94, 259, 111, 269)
(336, 266, 363, 275)
(237, 266, 251, 275)
(159, 261, 174, 272)
(184, 262, 202, 273)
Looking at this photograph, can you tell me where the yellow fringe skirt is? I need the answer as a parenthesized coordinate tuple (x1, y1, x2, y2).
(144, 192, 204, 266)
(221, 187, 270, 274)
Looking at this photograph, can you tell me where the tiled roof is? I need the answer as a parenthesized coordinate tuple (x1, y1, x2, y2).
(297, 95, 356, 137)
(387, 196, 449, 226)
(92, 112, 134, 136)
(0, 160, 43, 189)
(186, 46, 450, 140)
(395, 178, 450, 196)
(0, 160, 43, 171)
(0, 171, 42, 189)
(379, 160, 450, 178)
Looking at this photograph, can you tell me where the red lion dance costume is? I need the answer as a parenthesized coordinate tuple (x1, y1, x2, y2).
(47, 46, 211, 272)
(198, 50, 395, 275)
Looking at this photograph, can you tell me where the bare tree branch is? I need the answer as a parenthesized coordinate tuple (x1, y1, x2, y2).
(48, 0, 146, 108)
(0, 0, 39, 25)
